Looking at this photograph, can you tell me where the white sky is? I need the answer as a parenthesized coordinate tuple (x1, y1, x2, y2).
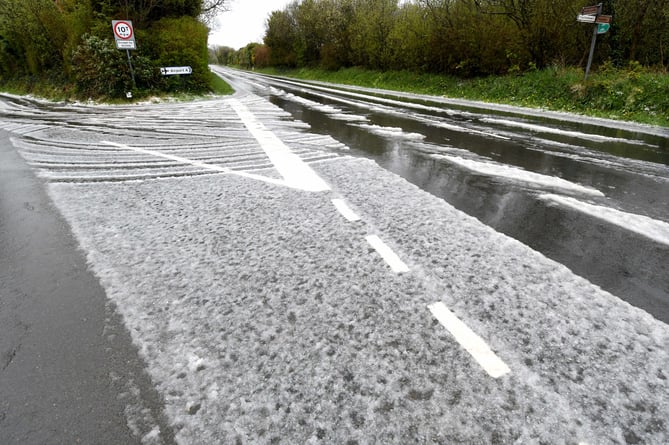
(208, 0, 295, 49)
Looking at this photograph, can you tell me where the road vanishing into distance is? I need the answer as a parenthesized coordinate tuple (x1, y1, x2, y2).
(1, 66, 668, 444)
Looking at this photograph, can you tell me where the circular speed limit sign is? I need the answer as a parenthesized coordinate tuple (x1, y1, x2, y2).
(113, 21, 133, 40)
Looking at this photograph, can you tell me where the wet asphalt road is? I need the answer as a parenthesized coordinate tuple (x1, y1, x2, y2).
(0, 130, 174, 444)
(0, 81, 668, 444)
(215, 68, 669, 323)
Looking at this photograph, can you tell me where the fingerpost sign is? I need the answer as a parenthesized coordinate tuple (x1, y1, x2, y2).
(595, 14, 612, 34)
(576, 4, 613, 80)
(160, 66, 193, 76)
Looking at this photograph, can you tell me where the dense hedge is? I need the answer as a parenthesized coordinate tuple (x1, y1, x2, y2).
(0, 0, 223, 99)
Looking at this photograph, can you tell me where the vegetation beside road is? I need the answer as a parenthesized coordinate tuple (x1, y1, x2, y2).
(214, 0, 668, 79)
(256, 65, 669, 127)
(0, 70, 233, 103)
(211, 0, 668, 127)
(0, 0, 229, 100)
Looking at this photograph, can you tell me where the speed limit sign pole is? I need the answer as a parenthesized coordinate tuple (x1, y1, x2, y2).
(126, 49, 136, 90)
(112, 20, 138, 91)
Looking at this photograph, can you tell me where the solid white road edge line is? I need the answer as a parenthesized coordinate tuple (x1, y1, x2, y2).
(428, 302, 511, 379)
(332, 199, 361, 222)
(365, 235, 410, 273)
(100, 141, 291, 188)
(226, 98, 331, 193)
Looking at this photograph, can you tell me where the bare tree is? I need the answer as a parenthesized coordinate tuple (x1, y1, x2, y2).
(200, 0, 229, 24)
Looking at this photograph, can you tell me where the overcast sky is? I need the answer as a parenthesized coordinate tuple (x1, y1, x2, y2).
(208, 0, 294, 49)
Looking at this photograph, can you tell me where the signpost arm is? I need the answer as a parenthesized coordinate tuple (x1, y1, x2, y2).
(584, 3, 603, 81)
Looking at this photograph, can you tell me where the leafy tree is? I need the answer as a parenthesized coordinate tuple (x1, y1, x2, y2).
(349, 0, 398, 69)
(253, 44, 271, 68)
(610, 0, 669, 67)
(264, 7, 299, 67)
(315, 0, 355, 69)
(0, 0, 70, 76)
(293, 0, 330, 65)
(209, 45, 236, 64)
(89, 0, 203, 26)
(235, 43, 255, 68)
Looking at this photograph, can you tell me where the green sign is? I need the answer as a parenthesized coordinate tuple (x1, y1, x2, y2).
(597, 23, 610, 34)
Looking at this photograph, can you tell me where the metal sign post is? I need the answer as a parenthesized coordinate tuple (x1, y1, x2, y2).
(577, 4, 612, 81)
(112, 20, 137, 91)
(125, 50, 136, 89)
(583, 4, 602, 81)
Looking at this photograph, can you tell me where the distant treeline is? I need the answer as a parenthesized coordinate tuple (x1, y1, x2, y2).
(0, 0, 226, 98)
(212, 0, 669, 76)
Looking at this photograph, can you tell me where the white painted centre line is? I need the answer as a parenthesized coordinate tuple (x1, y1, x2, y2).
(365, 235, 410, 273)
(227, 98, 331, 193)
(428, 302, 510, 378)
(332, 199, 361, 222)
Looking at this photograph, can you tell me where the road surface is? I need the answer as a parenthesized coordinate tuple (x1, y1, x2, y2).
(0, 74, 668, 444)
(213, 67, 669, 324)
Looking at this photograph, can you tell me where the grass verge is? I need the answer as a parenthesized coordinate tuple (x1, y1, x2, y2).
(0, 70, 234, 102)
(209, 71, 234, 95)
(257, 65, 669, 127)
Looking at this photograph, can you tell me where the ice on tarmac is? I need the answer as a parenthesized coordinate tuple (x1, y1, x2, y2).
(433, 153, 605, 197)
(6, 93, 668, 443)
(47, 158, 669, 444)
(541, 193, 669, 246)
(481, 117, 652, 146)
(355, 123, 426, 140)
(275, 91, 343, 115)
(271, 88, 369, 123)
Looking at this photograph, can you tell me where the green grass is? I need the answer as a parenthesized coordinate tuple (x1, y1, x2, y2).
(0, 75, 73, 101)
(258, 65, 669, 127)
(0, 70, 234, 102)
(208, 71, 234, 95)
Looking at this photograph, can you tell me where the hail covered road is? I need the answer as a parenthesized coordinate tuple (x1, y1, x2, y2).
(0, 67, 668, 444)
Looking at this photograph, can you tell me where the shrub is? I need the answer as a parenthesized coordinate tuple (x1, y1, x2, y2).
(142, 17, 210, 92)
(71, 34, 129, 97)
(71, 34, 157, 98)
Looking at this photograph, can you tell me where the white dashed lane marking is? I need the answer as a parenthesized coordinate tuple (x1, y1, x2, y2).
(331, 198, 361, 222)
(428, 302, 511, 378)
(331, 198, 509, 379)
(365, 235, 410, 274)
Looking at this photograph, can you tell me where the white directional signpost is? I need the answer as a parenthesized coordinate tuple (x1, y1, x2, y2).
(577, 4, 599, 23)
(160, 66, 193, 76)
(577, 3, 613, 80)
(112, 20, 137, 93)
